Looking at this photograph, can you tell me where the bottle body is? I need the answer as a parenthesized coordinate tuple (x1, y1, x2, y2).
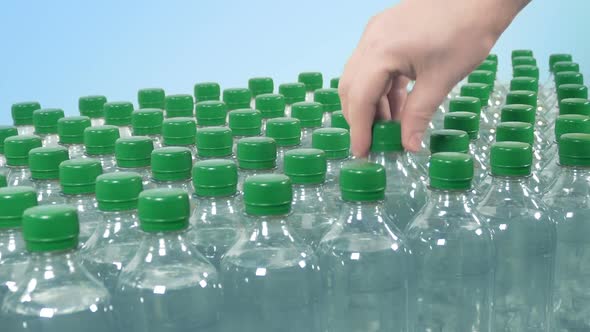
(85, 154, 117, 173)
(300, 127, 318, 148)
(63, 194, 100, 244)
(324, 158, 348, 216)
(16, 125, 35, 136)
(0, 228, 28, 303)
(117, 126, 133, 138)
(39, 133, 60, 147)
(33, 179, 67, 205)
(62, 143, 86, 160)
(289, 183, 334, 248)
(6, 166, 33, 187)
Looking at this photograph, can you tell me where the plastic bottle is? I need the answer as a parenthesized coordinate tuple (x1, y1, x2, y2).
(0, 126, 18, 170)
(223, 88, 252, 111)
(221, 174, 320, 332)
(256, 93, 286, 130)
(318, 161, 413, 332)
(131, 108, 164, 148)
(512, 56, 537, 67)
(228, 108, 262, 151)
(236, 137, 277, 191)
(104, 101, 133, 138)
(57, 116, 91, 159)
(11, 101, 40, 135)
(138, 88, 166, 109)
(29, 146, 69, 205)
(80, 172, 143, 293)
(409, 128, 470, 178)
(298, 71, 323, 102)
(314, 88, 341, 127)
(162, 117, 197, 159)
(501, 104, 546, 152)
(460, 82, 496, 139)
(1, 204, 114, 331)
(279, 82, 306, 117)
(195, 100, 227, 127)
(190, 159, 241, 268)
(113, 188, 222, 332)
(84, 125, 120, 173)
(330, 110, 350, 130)
(150, 147, 194, 194)
(249, 77, 274, 108)
(165, 94, 194, 118)
(33, 108, 64, 147)
(79, 95, 107, 127)
(115, 136, 154, 187)
(506, 90, 551, 141)
(544, 53, 572, 94)
(195, 126, 234, 161)
(194, 82, 220, 103)
(290, 102, 323, 148)
(406, 152, 494, 331)
(4, 135, 42, 187)
(265, 117, 301, 171)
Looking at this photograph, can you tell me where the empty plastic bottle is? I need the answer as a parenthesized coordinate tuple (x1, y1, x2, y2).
(291, 102, 323, 148)
(138, 88, 166, 109)
(150, 147, 194, 194)
(249, 77, 274, 107)
(33, 108, 64, 147)
(512, 56, 537, 67)
(115, 136, 154, 187)
(256, 93, 286, 130)
(228, 108, 262, 150)
(318, 161, 413, 332)
(195, 101, 227, 127)
(104, 101, 134, 138)
(0, 126, 18, 170)
(298, 71, 323, 101)
(11, 101, 40, 135)
(406, 152, 494, 332)
(507, 90, 551, 140)
(223, 88, 252, 111)
(4, 135, 42, 187)
(266, 117, 301, 171)
(84, 125, 120, 173)
(162, 117, 197, 159)
(195, 126, 233, 161)
(460, 83, 496, 139)
(131, 108, 164, 148)
(236, 137, 277, 191)
(554, 71, 583, 91)
(501, 104, 547, 152)
(57, 116, 91, 159)
(330, 110, 350, 130)
(221, 174, 321, 332)
(279, 82, 306, 117)
(165, 94, 194, 118)
(314, 88, 341, 127)
(194, 82, 220, 103)
(544, 53, 573, 93)
(408, 128, 470, 178)
(29, 146, 69, 205)
(79, 95, 108, 127)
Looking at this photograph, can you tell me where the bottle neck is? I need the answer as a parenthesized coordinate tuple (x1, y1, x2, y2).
(101, 209, 138, 222)
(32, 178, 61, 186)
(244, 214, 297, 243)
(427, 188, 473, 207)
(28, 249, 79, 270)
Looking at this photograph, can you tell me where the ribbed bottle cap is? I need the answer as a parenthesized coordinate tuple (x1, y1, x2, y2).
(23, 205, 79, 252)
(291, 102, 323, 127)
(0, 126, 19, 154)
(560, 98, 590, 116)
(165, 94, 194, 118)
(550, 54, 573, 72)
(284, 148, 326, 184)
(192, 159, 238, 197)
(58, 116, 91, 145)
(511, 49, 534, 59)
(4, 135, 43, 166)
(0, 186, 37, 228)
(558, 84, 588, 102)
(330, 77, 340, 89)
(96, 172, 143, 211)
(59, 158, 103, 195)
(29, 146, 69, 180)
(243, 174, 292, 216)
(512, 56, 537, 67)
(104, 101, 133, 126)
(11, 102, 40, 126)
(312, 128, 350, 159)
(555, 71, 584, 87)
(443, 112, 479, 140)
(79, 95, 107, 118)
(339, 161, 386, 202)
(429, 129, 470, 154)
(138, 88, 166, 109)
(429, 152, 473, 190)
(449, 96, 481, 114)
(115, 136, 154, 168)
(559, 133, 590, 167)
(491, 142, 532, 176)
(151, 147, 192, 181)
(0, 174, 5, 188)
(506, 90, 537, 108)
(467, 70, 495, 88)
(330, 111, 349, 130)
(510, 77, 538, 92)
(33, 108, 65, 134)
(278, 83, 306, 104)
(196, 127, 233, 158)
(460, 83, 490, 106)
(371, 121, 402, 152)
(255, 94, 286, 119)
(138, 188, 190, 232)
(131, 109, 164, 135)
(554, 62, 580, 74)
(223, 88, 252, 110)
(500, 104, 535, 125)
(195, 101, 227, 126)
(162, 117, 196, 146)
(314, 88, 341, 113)
(555, 115, 590, 141)
(513, 65, 540, 80)
(486, 54, 498, 63)
(248, 77, 274, 97)
(237, 137, 277, 170)
(298, 72, 323, 91)
(476, 60, 498, 73)
(84, 125, 120, 155)
(495, 122, 534, 145)
(194, 82, 220, 102)
(265, 118, 301, 147)
(228, 109, 262, 136)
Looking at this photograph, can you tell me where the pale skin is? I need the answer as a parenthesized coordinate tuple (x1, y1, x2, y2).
(339, 0, 532, 156)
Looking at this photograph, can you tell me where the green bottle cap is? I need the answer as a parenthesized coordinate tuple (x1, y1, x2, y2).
(476, 60, 498, 73)
(554, 62, 580, 74)
(560, 98, 590, 116)
(29, 146, 69, 180)
(486, 54, 498, 63)
(443, 112, 479, 140)
(371, 121, 402, 152)
(12, 102, 41, 126)
(58, 116, 91, 145)
(460, 83, 490, 106)
(223, 88, 252, 110)
(237, 137, 277, 170)
(165, 94, 194, 118)
(429, 129, 470, 154)
(22, 205, 79, 252)
(151, 147, 192, 181)
(0, 174, 5, 188)
(4, 135, 43, 166)
(0, 126, 19, 154)
(196, 127, 233, 158)
(115, 136, 154, 168)
(278, 83, 306, 104)
(96, 172, 143, 211)
(0, 186, 38, 228)
(138, 188, 190, 232)
(495, 122, 534, 145)
(312, 128, 350, 159)
(330, 111, 349, 130)
(291, 102, 323, 128)
(104, 101, 133, 126)
(138, 88, 166, 109)
(131, 109, 164, 135)
(512, 56, 537, 67)
(555, 71, 584, 87)
(555, 115, 590, 141)
(558, 84, 588, 102)
(194, 82, 220, 102)
(298, 72, 323, 91)
(228, 109, 262, 136)
(510, 77, 538, 92)
(79, 95, 107, 118)
(559, 133, 590, 167)
(500, 104, 536, 125)
(33, 108, 65, 134)
(248, 77, 274, 97)
(162, 117, 196, 146)
(265, 117, 301, 147)
(314, 88, 341, 113)
(511, 49, 534, 59)
(284, 148, 327, 184)
(467, 70, 495, 88)
(243, 174, 292, 216)
(192, 159, 238, 197)
(513, 65, 540, 80)
(339, 161, 386, 202)
(506, 90, 537, 108)
(490, 142, 532, 176)
(449, 96, 481, 114)
(195, 101, 227, 126)
(59, 158, 103, 195)
(429, 152, 473, 190)
(255, 94, 286, 119)
(84, 125, 120, 155)
(330, 77, 340, 89)
(550, 54, 573, 72)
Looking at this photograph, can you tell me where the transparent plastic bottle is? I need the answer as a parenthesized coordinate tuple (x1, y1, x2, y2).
(33, 108, 64, 147)
(477, 142, 555, 332)
(266, 117, 301, 172)
(291, 102, 323, 148)
(113, 188, 222, 332)
(165, 94, 194, 118)
(543, 53, 572, 97)
(501, 104, 547, 153)
(406, 152, 494, 332)
(318, 161, 414, 332)
(298, 71, 323, 102)
(195, 126, 234, 161)
(0, 126, 18, 171)
(162, 117, 197, 160)
(11, 101, 40, 135)
(138, 88, 166, 109)
(512, 56, 537, 67)
(190, 159, 241, 268)
(506, 90, 551, 141)
(279, 82, 306, 117)
(476, 58, 503, 106)
(104, 101, 133, 138)
(228, 108, 262, 152)
(29, 146, 69, 205)
(195, 100, 227, 127)
(1, 204, 114, 331)
(223, 88, 252, 112)
(79, 95, 107, 127)
(83, 125, 120, 173)
(115, 136, 154, 188)
(330, 110, 350, 130)
(460, 82, 497, 141)
(221, 174, 321, 332)
(314, 88, 341, 127)
(194, 82, 220, 103)
(59, 158, 103, 243)
(131, 108, 164, 149)
(249, 77, 274, 108)
(80, 172, 143, 293)
(256, 93, 286, 131)
(150, 147, 194, 195)
(4, 135, 42, 187)
(551, 71, 584, 116)
(57, 116, 91, 159)
(236, 136, 277, 191)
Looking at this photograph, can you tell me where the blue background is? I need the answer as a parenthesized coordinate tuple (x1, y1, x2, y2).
(1, 0, 588, 123)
